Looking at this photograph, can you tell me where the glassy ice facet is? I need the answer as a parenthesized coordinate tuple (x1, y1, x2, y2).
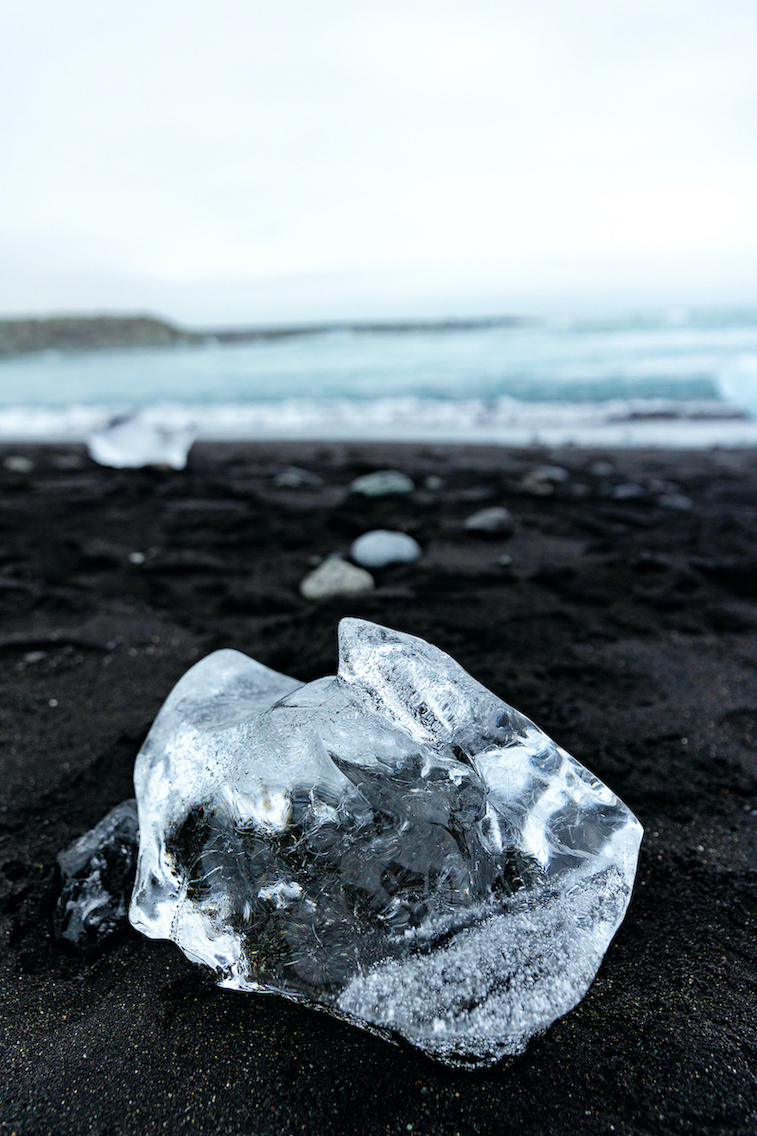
(129, 619, 643, 1066)
(55, 799, 139, 955)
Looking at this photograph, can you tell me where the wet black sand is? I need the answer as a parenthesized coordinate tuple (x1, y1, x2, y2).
(1, 441, 756, 1136)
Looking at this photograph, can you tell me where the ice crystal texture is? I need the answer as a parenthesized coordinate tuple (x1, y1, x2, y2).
(129, 619, 642, 1066)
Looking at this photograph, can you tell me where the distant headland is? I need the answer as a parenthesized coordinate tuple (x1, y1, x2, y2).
(0, 313, 526, 358)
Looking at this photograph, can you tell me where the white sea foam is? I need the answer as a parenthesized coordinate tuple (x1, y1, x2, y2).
(0, 396, 754, 448)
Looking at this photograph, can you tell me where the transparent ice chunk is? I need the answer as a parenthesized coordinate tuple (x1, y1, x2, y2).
(55, 799, 139, 955)
(87, 411, 195, 469)
(129, 619, 643, 1066)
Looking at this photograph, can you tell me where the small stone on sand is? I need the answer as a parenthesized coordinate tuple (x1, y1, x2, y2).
(273, 466, 324, 488)
(300, 556, 375, 600)
(658, 492, 693, 510)
(463, 506, 515, 535)
(611, 483, 646, 500)
(351, 530, 422, 568)
(3, 455, 34, 473)
(350, 470, 414, 497)
(519, 466, 569, 495)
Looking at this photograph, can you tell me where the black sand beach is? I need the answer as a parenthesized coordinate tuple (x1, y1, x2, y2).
(1, 441, 756, 1136)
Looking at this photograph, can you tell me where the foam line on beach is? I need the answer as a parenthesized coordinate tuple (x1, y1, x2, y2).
(0, 395, 755, 448)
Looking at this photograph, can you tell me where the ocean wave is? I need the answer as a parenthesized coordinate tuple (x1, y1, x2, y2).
(0, 396, 755, 448)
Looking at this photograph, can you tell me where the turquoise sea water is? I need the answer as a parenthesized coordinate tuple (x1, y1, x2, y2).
(2, 307, 757, 446)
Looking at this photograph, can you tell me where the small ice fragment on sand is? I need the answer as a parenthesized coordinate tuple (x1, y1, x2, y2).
(87, 413, 195, 469)
(463, 507, 515, 536)
(300, 556, 375, 599)
(273, 466, 324, 488)
(351, 530, 421, 569)
(350, 470, 414, 497)
(128, 619, 642, 1067)
(55, 800, 139, 955)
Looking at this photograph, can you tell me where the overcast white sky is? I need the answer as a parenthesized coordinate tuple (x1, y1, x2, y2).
(2, 0, 756, 325)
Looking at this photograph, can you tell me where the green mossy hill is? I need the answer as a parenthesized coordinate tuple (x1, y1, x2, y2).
(0, 315, 196, 357)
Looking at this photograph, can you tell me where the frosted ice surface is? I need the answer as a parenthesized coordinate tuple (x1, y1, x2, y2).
(129, 620, 643, 1066)
(87, 412, 195, 469)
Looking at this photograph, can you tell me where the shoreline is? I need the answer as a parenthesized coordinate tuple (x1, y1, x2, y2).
(1, 440, 756, 1135)
(1, 409, 756, 452)
(2, 436, 757, 468)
